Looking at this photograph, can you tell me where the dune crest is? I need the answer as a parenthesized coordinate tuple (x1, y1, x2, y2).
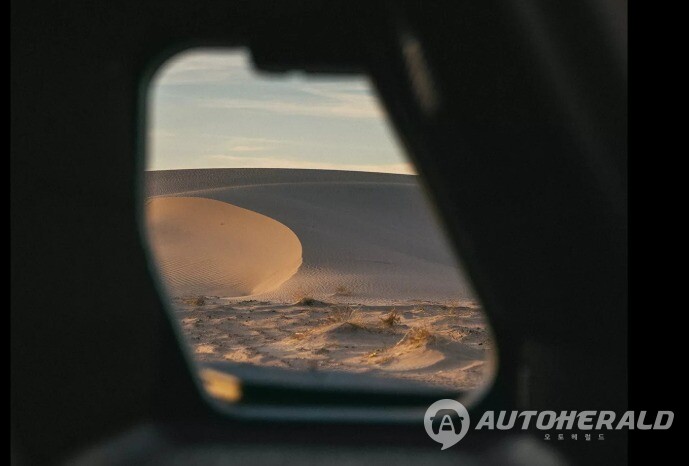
(145, 170, 492, 390)
(146, 196, 302, 297)
(147, 169, 473, 303)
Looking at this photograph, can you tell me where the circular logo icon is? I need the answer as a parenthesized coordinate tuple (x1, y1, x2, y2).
(424, 399, 470, 450)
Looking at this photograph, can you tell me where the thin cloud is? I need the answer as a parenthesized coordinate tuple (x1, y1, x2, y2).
(297, 81, 374, 100)
(149, 129, 177, 139)
(156, 50, 384, 119)
(201, 79, 384, 119)
(150, 51, 406, 172)
(228, 145, 270, 152)
(217, 135, 359, 149)
(203, 97, 382, 119)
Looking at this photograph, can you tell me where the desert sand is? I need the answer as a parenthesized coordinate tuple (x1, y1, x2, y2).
(145, 169, 493, 391)
(147, 197, 302, 297)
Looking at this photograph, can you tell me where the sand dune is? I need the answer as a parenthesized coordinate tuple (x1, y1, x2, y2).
(146, 168, 472, 303)
(145, 169, 492, 391)
(146, 197, 302, 297)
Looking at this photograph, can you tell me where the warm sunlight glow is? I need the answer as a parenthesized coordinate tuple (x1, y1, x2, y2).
(145, 49, 494, 395)
(149, 49, 416, 175)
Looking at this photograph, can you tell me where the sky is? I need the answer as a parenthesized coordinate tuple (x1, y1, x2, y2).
(148, 49, 415, 174)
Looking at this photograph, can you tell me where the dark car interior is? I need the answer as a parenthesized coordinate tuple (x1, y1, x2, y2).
(12, 0, 627, 464)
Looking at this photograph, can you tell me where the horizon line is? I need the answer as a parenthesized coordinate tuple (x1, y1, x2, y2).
(145, 167, 418, 175)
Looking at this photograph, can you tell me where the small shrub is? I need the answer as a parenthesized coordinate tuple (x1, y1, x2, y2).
(328, 306, 357, 323)
(295, 296, 326, 307)
(181, 296, 206, 306)
(397, 327, 435, 348)
(379, 309, 401, 327)
(328, 307, 365, 329)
